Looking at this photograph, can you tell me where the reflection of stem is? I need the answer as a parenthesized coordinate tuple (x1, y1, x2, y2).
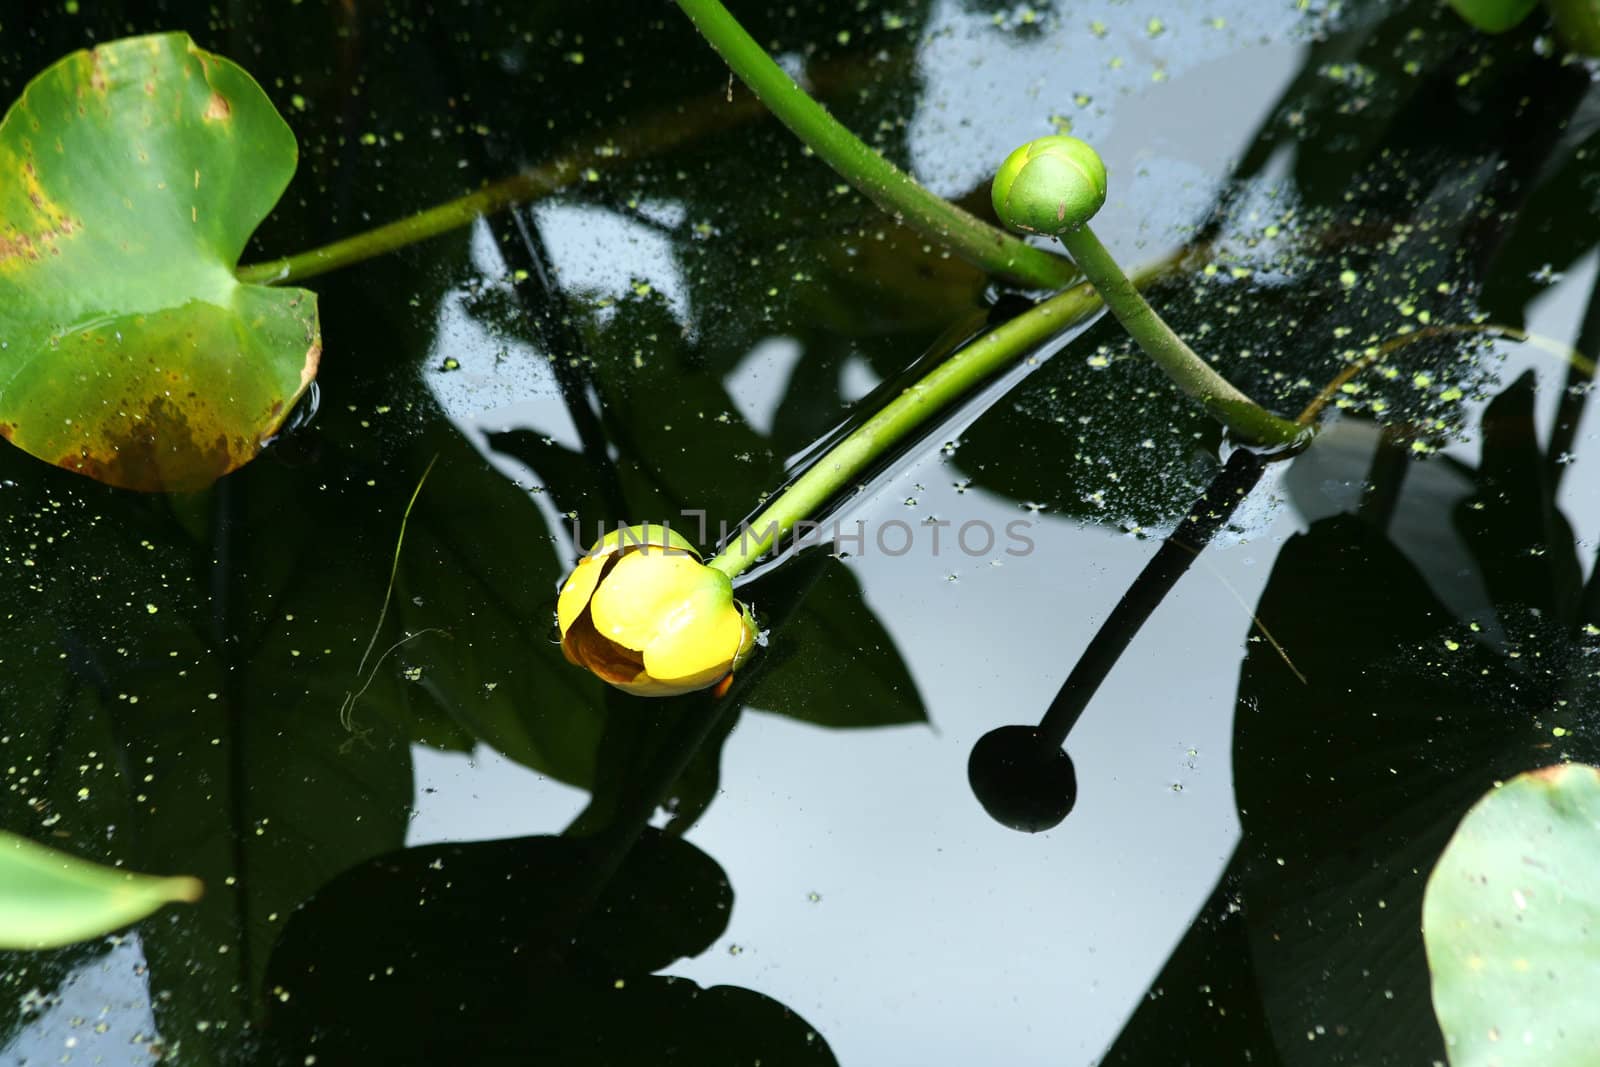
(1035, 448, 1270, 748)
(1056, 225, 1305, 447)
(674, 0, 1078, 291)
(423, 32, 639, 533)
(499, 210, 634, 528)
(1019, 314, 1598, 742)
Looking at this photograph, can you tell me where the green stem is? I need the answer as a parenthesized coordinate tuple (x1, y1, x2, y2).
(239, 3, 1077, 291)
(1056, 224, 1305, 448)
(237, 168, 571, 286)
(237, 63, 813, 286)
(706, 254, 1183, 579)
(674, 0, 1078, 291)
(706, 232, 1316, 579)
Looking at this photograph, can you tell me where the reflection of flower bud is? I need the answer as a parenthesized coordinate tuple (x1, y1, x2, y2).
(557, 524, 758, 697)
(991, 135, 1107, 237)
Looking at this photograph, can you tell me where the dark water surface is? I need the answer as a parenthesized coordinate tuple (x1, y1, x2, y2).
(2, 1, 1599, 1063)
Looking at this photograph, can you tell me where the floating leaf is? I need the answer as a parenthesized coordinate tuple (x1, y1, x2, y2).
(0, 831, 200, 949)
(1424, 763, 1600, 1066)
(0, 32, 318, 491)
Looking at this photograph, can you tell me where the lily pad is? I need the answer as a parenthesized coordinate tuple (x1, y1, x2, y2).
(0, 32, 317, 491)
(1424, 763, 1600, 1066)
(0, 831, 200, 950)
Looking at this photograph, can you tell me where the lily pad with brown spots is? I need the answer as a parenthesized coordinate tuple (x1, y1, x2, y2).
(0, 32, 318, 492)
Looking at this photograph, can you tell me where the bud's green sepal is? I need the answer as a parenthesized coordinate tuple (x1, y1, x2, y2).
(991, 135, 1107, 237)
(1445, 0, 1538, 34)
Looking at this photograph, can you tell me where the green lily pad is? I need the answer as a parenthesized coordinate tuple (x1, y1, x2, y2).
(0, 32, 318, 491)
(0, 830, 200, 949)
(1424, 763, 1600, 1066)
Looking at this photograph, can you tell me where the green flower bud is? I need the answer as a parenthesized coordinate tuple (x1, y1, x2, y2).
(1445, 0, 1538, 34)
(991, 135, 1108, 237)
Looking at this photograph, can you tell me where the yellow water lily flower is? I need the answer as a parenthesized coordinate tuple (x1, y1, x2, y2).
(557, 524, 759, 697)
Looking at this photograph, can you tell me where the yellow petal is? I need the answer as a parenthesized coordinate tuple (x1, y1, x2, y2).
(589, 523, 700, 558)
(556, 554, 608, 637)
(588, 551, 725, 653)
(643, 599, 747, 689)
(612, 672, 702, 697)
(644, 586, 757, 688)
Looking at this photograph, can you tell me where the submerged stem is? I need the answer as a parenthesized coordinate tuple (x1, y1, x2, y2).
(674, 0, 1078, 291)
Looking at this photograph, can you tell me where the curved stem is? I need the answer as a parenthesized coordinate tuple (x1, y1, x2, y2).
(674, 0, 1078, 291)
(237, 64, 812, 286)
(1292, 321, 1596, 428)
(706, 252, 1188, 579)
(1056, 224, 1305, 447)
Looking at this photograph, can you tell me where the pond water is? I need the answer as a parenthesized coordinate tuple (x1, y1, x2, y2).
(2, 0, 1599, 1064)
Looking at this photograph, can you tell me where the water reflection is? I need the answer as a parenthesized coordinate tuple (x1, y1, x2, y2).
(0, 939, 160, 1065)
(3, 0, 1600, 1063)
(408, 744, 588, 847)
(970, 446, 1271, 833)
(664, 466, 1281, 1064)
